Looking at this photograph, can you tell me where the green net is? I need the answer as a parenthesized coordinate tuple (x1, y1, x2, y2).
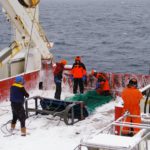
(65, 90, 112, 113)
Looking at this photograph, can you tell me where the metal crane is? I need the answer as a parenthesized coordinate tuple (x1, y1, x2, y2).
(0, 0, 53, 74)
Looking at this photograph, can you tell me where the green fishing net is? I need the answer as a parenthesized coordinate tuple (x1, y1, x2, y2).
(65, 90, 112, 113)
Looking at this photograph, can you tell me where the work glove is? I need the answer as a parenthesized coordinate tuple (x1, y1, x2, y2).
(70, 75, 74, 81)
(95, 82, 100, 89)
(82, 75, 86, 82)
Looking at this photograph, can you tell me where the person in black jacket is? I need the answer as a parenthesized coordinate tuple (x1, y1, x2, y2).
(54, 59, 67, 99)
(10, 76, 29, 136)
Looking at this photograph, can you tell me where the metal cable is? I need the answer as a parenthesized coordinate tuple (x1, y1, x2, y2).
(0, 120, 11, 135)
(24, 6, 37, 73)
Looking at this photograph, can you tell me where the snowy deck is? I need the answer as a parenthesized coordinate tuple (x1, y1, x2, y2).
(80, 114, 150, 150)
(81, 134, 141, 149)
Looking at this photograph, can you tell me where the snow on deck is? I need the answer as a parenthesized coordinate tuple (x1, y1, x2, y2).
(0, 89, 150, 150)
(81, 134, 141, 149)
(0, 89, 115, 150)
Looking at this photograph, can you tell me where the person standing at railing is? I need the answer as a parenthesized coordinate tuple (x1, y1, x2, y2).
(53, 59, 67, 99)
(10, 76, 29, 136)
(71, 56, 86, 94)
(121, 78, 143, 136)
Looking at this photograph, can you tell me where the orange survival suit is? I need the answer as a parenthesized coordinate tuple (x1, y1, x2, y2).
(71, 56, 86, 94)
(91, 70, 110, 96)
(121, 78, 143, 135)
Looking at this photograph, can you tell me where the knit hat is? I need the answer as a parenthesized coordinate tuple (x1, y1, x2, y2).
(15, 76, 24, 84)
(128, 78, 137, 87)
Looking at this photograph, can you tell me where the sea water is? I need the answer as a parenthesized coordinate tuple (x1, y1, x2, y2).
(0, 0, 150, 74)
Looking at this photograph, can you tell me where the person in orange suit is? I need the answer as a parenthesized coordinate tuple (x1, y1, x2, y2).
(54, 59, 67, 99)
(91, 70, 111, 96)
(71, 56, 86, 94)
(121, 78, 143, 136)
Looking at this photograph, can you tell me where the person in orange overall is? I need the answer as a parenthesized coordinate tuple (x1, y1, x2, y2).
(71, 56, 86, 94)
(121, 78, 143, 136)
(91, 70, 111, 96)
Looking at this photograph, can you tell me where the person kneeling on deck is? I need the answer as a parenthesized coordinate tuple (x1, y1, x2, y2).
(54, 59, 67, 99)
(121, 78, 143, 136)
(10, 76, 29, 136)
(91, 70, 111, 96)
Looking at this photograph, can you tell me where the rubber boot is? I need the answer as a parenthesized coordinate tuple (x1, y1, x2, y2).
(11, 123, 16, 130)
(21, 127, 26, 136)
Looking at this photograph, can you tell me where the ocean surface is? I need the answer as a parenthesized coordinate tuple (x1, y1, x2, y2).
(0, 0, 150, 74)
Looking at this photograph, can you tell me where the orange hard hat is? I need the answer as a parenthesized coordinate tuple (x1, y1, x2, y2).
(60, 59, 67, 65)
(91, 69, 97, 75)
(75, 56, 81, 61)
